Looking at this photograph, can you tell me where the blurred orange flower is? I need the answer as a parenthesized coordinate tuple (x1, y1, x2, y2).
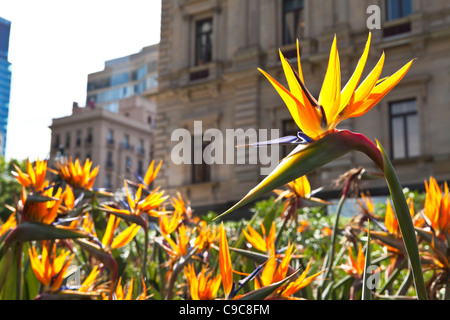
(424, 177, 450, 238)
(280, 260, 324, 298)
(22, 183, 63, 224)
(341, 243, 365, 278)
(243, 222, 276, 254)
(28, 242, 74, 292)
(0, 213, 16, 236)
(184, 264, 221, 300)
(12, 158, 48, 192)
(101, 214, 141, 250)
(219, 223, 233, 299)
(53, 157, 99, 190)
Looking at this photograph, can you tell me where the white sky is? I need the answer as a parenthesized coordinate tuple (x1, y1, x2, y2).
(0, 0, 161, 161)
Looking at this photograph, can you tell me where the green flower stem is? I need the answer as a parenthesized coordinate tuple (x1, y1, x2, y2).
(318, 168, 362, 300)
(376, 141, 428, 300)
(318, 192, 345, 300)
(378, 258, 408, 295)
(16, 243, 23, 300)
(362, 221, 372, 300)
(140, 224, 149, 291)
(351, 135, 427, 300)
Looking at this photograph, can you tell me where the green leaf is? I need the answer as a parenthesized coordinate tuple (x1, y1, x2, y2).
(362, 221, 372, 300)
(378, 257, 408, 295)
(215, 130, 382, 220)
(100, 207, 148, 230)
(3, 222, 88, 250)
(375, 294, 417, 300)
(74, 238, 118, 299)
(229, 247, 269, 265)
(23, 253, 40, 300)
(370, 231, 406, 255)
(25, 193, 60, 203)
(331, 275, 353, 300)
(0, 245, 19, 299)
(237, 267, 301, 300)
(91, 197, 108, 243)
(415, 227, 447, 254)
(377, 141, 427, 300)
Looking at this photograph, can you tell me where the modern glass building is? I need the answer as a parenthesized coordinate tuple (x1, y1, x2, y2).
(0, 17, 11, 157)
(86, 44, 158, 113)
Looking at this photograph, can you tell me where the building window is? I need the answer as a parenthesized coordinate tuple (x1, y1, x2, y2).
(192, 140, 211, 184)
(137, 160, 144, 177)
(106, 151, 114, 168)
(390, 99, 419, 160)
(383, 0, 412, 37)
(138, 138, 144, 155)
(123, 134, 130, 149)
(107, 129, 114, 145)
(105, 174, 112, 189)
(282, 0, 304, 46)
(386, 0, 412, 21)
(195, 18, 213, 66)
(65, 132, 71, 149)
(125, 156, 132, 172)
(76, 130, 82, 147)
(86, 150, 92, 161)
(86, 127, 93, 144)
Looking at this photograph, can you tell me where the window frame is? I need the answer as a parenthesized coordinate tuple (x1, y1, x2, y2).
(389, 98, 420, 160)
(125, 156, 132, 172)
(191, 139, 211, 184)
(76, 130, 82, 147)
(65, 132, 71, 149)
(123, 134, 130, 149)
(282, 0, 304, 46)
(385, 0, 413, 21)
(107, 129, 114, 145)
(194, 18, 213, 66)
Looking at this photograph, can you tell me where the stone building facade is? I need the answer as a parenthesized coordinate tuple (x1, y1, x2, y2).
(148, 0, 450, 215)
(49, 95, 156, 191)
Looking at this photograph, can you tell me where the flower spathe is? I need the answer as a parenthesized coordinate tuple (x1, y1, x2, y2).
(259, 33, 414, 142)
(21, 183, 63, 224)
(104, 180, 168, 218)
